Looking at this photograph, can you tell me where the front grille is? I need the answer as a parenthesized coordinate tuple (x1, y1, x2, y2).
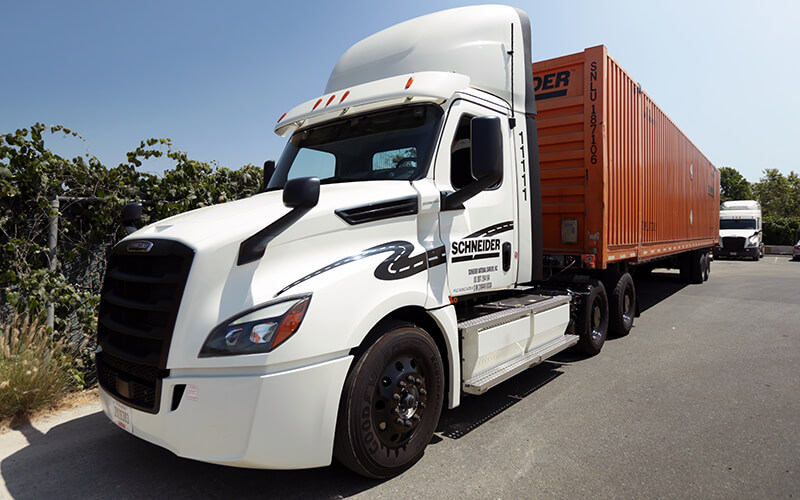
(97, 239, 194, 413)
(722, 237, 745, 251)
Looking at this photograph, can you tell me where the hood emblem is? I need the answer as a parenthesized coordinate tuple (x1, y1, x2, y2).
(127, 240, 154, 253)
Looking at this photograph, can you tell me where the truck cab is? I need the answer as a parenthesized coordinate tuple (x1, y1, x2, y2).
(96, 6, 587, 479)
(714, 200, 763, 260)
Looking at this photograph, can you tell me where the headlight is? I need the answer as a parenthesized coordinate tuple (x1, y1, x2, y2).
(747, 235, 759, 247)
(199, 295, 311, 357)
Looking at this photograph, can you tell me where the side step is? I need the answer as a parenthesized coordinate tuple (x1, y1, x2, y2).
(463, 334, 578, 395)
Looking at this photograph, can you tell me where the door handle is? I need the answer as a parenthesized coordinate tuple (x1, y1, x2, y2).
(502, 242, 512, 272)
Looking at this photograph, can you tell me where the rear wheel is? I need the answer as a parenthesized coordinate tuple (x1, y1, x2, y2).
(686, 251, 704, 284)
(334, 322, 444, 479)
(608, 273, 635, 337)
(703, 253, 711, 281)
(575, 280, 609, 356)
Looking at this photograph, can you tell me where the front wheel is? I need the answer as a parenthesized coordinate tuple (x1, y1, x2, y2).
(334, 322, 444, 479)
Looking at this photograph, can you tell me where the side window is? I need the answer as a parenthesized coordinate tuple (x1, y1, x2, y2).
(372, 147, 418, 173)
(288, 148, 336, 180)
(450, 114, 502, 190)
(450, 116, 473, 190)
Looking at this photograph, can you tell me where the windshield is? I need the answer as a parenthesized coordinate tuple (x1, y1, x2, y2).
(720, 219, 757, 230)
(267, 104, 442, 190)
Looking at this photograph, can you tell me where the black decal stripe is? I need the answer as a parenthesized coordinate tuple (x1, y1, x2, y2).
(535, 89, 568, 101)
(276, 242, 446, 296)
(464, 221, 514, 239)
(452, 252, 501, 263)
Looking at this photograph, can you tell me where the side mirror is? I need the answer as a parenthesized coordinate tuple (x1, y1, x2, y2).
(283, 177, 320, 209)
(263, 160, 276, 189)
(443, 116, 503, 210)
(237, 177, 320, 266)
(121, 202, 143, 235)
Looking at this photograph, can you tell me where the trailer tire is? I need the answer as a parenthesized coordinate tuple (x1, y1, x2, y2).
(575, 280, 609, 356)
(609, 273, 635, 337)
(333, 322, 444, 479)
(703, 253, 711, 281)
(688, 251, 704, 284)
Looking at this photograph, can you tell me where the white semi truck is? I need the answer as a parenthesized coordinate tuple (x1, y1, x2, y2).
(96, 6, 713, 478)
(714, 200, 763, 260)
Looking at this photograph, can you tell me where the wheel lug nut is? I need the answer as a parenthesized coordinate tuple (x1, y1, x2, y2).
(407, 375, 415, 382)
(393, 394, 401, 401)
(404, 419, 412, 427)
(399, 381, 407, 388)
(396, 418, 404, 426)
(419, 388, 427, 396)
(412, 414, 420, 421)
(419, 402, 426, 408)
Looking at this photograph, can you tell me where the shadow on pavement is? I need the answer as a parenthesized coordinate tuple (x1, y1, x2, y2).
(2, 412, 379, 500)
(634, 271, 689, 314)
(436, 361, 563, 439)
(2, 363, 567, 499)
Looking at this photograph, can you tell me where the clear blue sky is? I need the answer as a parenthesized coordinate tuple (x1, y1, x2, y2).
(2, 0, 798, 183)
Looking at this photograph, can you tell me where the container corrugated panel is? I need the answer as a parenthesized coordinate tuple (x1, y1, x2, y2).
(532, 45, 719, 269)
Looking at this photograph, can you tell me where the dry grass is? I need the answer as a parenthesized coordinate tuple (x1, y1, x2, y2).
(0, 313, 73, 421)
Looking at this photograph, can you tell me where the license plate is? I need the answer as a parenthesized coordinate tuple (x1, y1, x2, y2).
(112, 400, 133, 434)
(730, 251, 737, 256)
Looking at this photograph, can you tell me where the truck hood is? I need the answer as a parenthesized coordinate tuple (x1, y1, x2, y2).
(719, 229, 759, 239)
(128, 181, 420, 255)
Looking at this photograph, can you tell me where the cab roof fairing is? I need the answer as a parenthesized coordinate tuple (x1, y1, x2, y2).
(325, 5, 536, 118)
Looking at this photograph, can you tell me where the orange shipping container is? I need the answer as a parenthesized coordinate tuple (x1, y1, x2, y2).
(533, 45, 719, 270)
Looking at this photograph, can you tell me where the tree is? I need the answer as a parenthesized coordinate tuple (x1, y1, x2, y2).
(753, 168, 795, 218)
(719, 166, 752, 203)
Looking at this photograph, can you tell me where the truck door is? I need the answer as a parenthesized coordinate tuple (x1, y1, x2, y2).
(435, 100, 518, 297)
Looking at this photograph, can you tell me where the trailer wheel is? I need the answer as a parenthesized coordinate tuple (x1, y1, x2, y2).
(333, 322, 444, 479)
(688, 251, 704, 284)
(575, 280, 609, 356)
(609, 273, 635, 337)
(703, 253, 711, 281)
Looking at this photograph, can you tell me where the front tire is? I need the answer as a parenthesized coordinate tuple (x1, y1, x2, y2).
(334, 322, 444, 479)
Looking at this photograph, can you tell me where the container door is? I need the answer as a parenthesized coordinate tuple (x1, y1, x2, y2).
(435, 100, 517, 297)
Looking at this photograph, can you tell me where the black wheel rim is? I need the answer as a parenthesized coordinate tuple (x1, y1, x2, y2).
(372, 356, 428, 449)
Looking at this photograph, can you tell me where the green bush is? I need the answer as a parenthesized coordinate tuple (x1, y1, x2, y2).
(0, 313, 74, 420)
(763, 216, 800, 246)
(1, 125, 263, 390)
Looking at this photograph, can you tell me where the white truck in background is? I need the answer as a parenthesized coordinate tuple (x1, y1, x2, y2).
(714, 200, 763, 260)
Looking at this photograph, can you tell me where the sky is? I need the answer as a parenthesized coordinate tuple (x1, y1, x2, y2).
(2, 0, 799, 183)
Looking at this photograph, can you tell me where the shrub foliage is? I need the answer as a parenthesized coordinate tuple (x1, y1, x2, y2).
(1, 124, 262, 394)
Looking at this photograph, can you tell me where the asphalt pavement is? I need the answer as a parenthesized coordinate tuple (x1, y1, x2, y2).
(2, 255, 798, 499)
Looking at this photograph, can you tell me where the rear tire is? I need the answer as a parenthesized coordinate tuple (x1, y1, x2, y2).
(334, 322, 444, 479)
(703, 253, 711, 281)
(575, 280, 609, 356)
(688, 251, 704, 284)
(609, 273, 635, 337)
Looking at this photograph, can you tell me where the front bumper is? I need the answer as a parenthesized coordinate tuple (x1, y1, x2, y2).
(713, 247, 758, 259)
(99, 355, 352, 469)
